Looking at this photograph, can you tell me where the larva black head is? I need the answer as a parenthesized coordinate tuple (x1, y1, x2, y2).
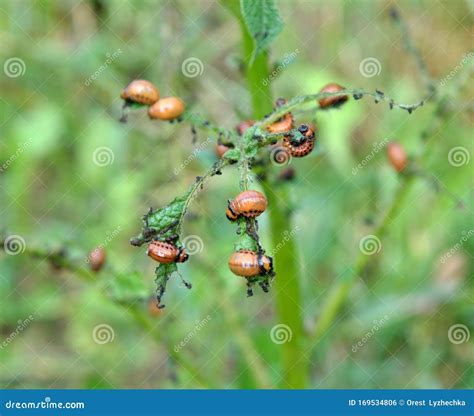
(258, 253, 273, 275)
(226, 200, 238, 221)
(298, 124, 309, 134)
(177, 247, 189, 263)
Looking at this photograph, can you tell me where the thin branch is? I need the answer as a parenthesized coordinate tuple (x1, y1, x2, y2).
(389, 7, 436, 95)
(176, 158, 230, 233)
(257, 88, 431, 131)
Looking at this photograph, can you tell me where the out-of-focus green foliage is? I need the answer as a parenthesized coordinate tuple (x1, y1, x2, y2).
(0, 0, 472, 389)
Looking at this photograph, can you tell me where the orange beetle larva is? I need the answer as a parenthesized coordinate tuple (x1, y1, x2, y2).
(228, 250, 273, 277)
(226, 190, 268, 221)
(146, 241, 189, 264)
(318, 83, 349, 108)
(283, 124, 316, 157)
(120, 80, 160, 105)
(148, 96, 185, 121)
(387, 141, 408, 172)
(267, 98, 294, 134)
(236, 120, 255, 136)
(88, 247, 106, 272)
(215, 142, 234, 158)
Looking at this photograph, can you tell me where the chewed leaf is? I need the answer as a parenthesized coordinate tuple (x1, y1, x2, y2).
(155, 263, 178, 306)
(240, 0, 284, 63)
(131, 188, 193, 246)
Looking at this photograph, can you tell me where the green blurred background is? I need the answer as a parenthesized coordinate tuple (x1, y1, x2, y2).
(0, 0, 472, 389)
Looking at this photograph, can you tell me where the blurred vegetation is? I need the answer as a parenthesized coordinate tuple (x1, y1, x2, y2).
(0, 0, 472, 389)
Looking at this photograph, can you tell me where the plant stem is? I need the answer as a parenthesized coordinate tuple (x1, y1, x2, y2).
(312, 175, 414, 342)
(261, 180, 308, 388)
(235, 7, 308, 388)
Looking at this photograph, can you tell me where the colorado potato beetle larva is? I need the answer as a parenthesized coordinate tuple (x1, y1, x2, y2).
(228, 250, 273, 277)
(318, 83, 349, 108)
(146, 241, 189, 264)
(283, 124, 316, 157)
(387, 141, 408, 172)
(148, 96, 185, 121)
(120, 80, 160, 105)
(226, 190, 268, 221)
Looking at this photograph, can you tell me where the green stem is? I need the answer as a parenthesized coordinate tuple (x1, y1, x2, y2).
(261, 181, 307, 388)
(233, 6, 308, 388)
(312, 175, 415, 342)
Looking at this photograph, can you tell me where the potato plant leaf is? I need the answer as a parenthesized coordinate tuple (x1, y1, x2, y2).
(154, 263, 178, 306)
(240, 0, 283, 63)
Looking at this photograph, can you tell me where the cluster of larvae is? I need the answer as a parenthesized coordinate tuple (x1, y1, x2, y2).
(120, 79, 185, 122)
